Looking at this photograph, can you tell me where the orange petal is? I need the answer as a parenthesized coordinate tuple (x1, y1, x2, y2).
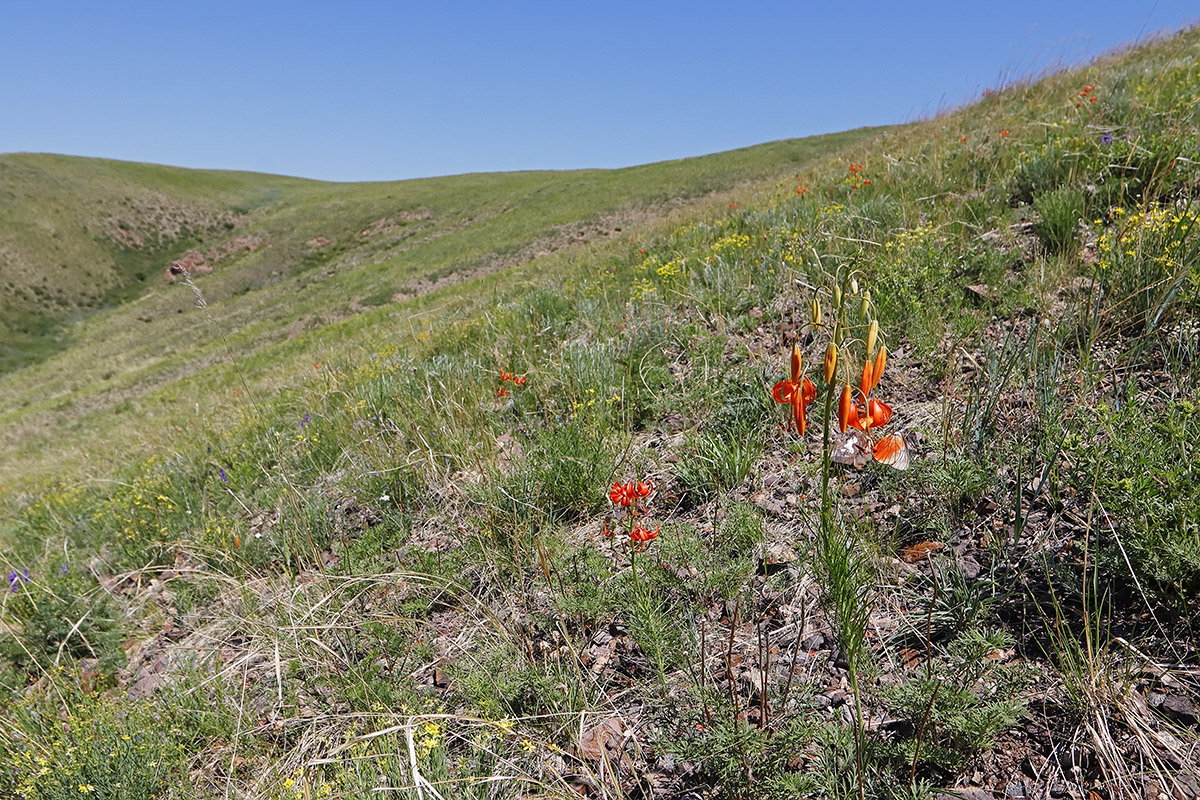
(867, 397, 893, 428)
(793, 392, 807, 436)
(847, 401, 867, 431)
(860, 359, 873, 401)
(802, 377, 817, 405)
(790, 344, 802, 383)
(772, 379, 794, 404)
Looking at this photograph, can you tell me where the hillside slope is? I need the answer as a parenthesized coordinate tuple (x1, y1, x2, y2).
(0, 131, 881, 488)
(1, 26, 1199, 800)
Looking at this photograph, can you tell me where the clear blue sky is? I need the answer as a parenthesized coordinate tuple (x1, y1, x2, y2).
(2, 1, 1195, 182)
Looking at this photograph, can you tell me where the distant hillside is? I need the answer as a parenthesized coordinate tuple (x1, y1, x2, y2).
(0, 131, 882, 486)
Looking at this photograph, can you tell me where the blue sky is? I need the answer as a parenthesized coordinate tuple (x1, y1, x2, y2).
(1, 1, 1195, 182)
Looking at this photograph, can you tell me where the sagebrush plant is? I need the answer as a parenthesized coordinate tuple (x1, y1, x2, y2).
(2, 25, 1200, 800)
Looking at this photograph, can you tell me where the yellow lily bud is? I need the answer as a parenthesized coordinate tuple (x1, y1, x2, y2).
(860, 296, 869, 318)
(824, 343, 837, 384)
(833, 285, 842, 310)
(810, 298, 822, 327)
(866, 320, 879, 358)
(850, 277, 859, 295)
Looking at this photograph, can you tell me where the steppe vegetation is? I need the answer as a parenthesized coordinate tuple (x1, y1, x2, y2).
(2, 26, 1199, 800)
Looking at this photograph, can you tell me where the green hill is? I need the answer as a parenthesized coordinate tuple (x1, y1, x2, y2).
(0, 133, 880, 488)
(1, 26, 1199, 800)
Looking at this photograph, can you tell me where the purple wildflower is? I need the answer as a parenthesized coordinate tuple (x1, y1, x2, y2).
(219, 468, 229, 483)
(7, 572, 16, 592)
(1100, 132, 1112, 144)
(58, 562, 70, 577)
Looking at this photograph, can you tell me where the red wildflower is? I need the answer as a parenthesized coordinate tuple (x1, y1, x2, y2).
(1001, 130, 1010, 137)
(513, 375, 527, 386)
(630, 524, 658, 542)
(499, 370, 513, 382)
(609, 481, 637, 507)
(833, 345, 909, 470)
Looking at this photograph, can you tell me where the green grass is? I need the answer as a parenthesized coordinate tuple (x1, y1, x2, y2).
(3, 25, 1200, 800)
(0, 130, 883, 491)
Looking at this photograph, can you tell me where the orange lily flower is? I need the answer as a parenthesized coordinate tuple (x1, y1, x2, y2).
(834, 346, 909, 470)
(773, 344, 817, 434)
(609, 478, 654, 508)
(630, 524, 659, 543)
(609, 481, 636, 507)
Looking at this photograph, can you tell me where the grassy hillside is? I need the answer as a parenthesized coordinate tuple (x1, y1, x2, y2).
(2, 26, 1199, 800)
(0, 132, 880, 489)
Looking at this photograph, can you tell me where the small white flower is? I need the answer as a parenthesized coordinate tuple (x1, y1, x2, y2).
(380, 493, 391, 503)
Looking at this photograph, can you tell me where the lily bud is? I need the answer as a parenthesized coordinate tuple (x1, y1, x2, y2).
(838, 385, 854, 433)
(810, 298, 822, 327)
(860, 295, 870, 318)
(790, 343, 802, 382)
(833, 285, 842, 310)
(866, 320, 879, 358)
(850, 277, 859, 295)
(824, 343, 837, 384)
(872, 345, 887, 389)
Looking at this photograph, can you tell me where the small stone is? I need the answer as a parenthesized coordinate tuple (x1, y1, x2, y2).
(1160, 693, 1200, 725)
(801, 633, 826, 651)
(1005, 781, 1027, 798)
(958, 556, 983, 579)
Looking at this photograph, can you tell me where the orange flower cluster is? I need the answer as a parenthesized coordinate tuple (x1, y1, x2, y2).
(834, 345, 909, 470)
(608, 480, 654, 507)
(846, 162, 872, 190)
(497, 370, 527, 396)
(607, 478, 659, 549)
(1075, 85, 1098, 108)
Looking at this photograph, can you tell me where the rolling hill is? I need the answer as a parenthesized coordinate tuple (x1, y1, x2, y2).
(1, 24, 1198, 800)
